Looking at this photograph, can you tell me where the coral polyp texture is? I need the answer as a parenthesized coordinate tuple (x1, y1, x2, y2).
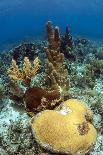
(24, 87, 61, 113)
(8, 57, 40, 85)
(47, 21, 61, 50)
(45, 21, 69, 96)
(57, 99, 93, 122)
(31, 99, 97, 155)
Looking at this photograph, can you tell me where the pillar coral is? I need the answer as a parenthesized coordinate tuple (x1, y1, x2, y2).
(45, 21, 70, 97)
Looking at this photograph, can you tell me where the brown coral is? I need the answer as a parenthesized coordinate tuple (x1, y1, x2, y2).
(45, 59, 69, 95)
(24, 87, 61, 113)
(24, 87, 60, 112)
(47, 21, 61, 50)
(8, 57, 40, 86)
(45, 21, 70, 97)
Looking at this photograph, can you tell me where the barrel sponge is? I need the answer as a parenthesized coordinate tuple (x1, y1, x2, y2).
(31, 99, 97, 155)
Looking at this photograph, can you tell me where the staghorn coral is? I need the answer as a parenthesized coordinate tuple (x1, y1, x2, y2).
(7, 57, 40, 86)
(45, 21, 70, 97)
(31, 99, 97, 155)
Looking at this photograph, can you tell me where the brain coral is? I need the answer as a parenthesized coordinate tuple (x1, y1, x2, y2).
(31, 99, 97, 155)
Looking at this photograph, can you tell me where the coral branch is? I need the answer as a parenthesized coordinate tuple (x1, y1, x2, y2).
(8, 57, 40, 85)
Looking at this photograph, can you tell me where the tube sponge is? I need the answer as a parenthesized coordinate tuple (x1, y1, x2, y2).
(31, 99, 97, 155)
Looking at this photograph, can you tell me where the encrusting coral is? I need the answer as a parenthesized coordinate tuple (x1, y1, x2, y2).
(24, 87, 61, 113)
(7, 57, 40, 86)
(31, 99, 97, 155)
(45, 21, 70, 97)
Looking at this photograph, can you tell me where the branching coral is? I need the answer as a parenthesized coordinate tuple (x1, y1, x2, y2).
(8, 57, 40, 86)
(7, 51, 62, 112)
(8, 51, 61, 113)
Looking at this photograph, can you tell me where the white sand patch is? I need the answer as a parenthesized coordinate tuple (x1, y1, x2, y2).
(0, 99, 29, 134)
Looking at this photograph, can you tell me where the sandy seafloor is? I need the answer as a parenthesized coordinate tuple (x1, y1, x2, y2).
(0, 38, 103, 155)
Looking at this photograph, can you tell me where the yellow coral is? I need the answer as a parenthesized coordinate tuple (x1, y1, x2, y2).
(31, 99, 97, 155)
(8, 57, 40, 85)
(56, 99, 93, 122)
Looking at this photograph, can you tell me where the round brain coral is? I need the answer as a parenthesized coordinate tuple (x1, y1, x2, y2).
(56, 99, 93, 122)
(30, 99, 97, 155)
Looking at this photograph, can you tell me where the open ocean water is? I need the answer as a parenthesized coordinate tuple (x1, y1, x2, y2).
(0, 0, 103, 50)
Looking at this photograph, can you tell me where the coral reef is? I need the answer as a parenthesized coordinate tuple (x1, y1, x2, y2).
(86, 59, 103, 78)
(0, 21, 103, 155)
(95, 46, 103, 60)
(73, 38, 97, 62)
(0, 105, 41, 155)
(12, 42, 47, 64)
(31, 99, 97, 155)
(0, 78, 5, 100)
(60, 26, 74, 60)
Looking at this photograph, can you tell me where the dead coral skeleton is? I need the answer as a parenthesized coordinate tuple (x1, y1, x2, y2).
(7, 57, 40, 86)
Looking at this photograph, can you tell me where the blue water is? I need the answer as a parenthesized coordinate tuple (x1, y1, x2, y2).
(0, 0, 103, 50)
